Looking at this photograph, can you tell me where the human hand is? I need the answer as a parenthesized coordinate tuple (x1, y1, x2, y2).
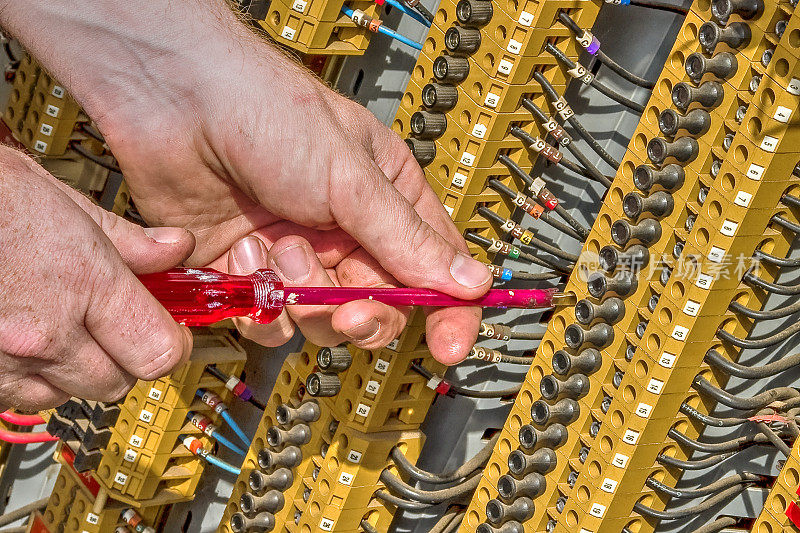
(0, 147, 194, 411)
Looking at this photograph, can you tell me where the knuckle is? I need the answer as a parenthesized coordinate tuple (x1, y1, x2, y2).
(137, 328, 187, 380)
(0, 322, 57, 362)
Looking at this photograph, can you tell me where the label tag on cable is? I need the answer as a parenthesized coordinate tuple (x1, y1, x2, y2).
(552, 97, 574, 120)
(577, 30, 600, 55)
(567, 64, 594, 84)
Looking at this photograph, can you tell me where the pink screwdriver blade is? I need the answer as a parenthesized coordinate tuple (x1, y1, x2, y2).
(283, 286, 560, 308)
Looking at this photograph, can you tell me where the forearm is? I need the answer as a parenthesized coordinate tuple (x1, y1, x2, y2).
(0, 0, 257, 126)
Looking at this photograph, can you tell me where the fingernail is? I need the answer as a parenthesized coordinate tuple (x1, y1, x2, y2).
(450, 253, 491, 289)
(344, 318, 380, 342)
(231, 236, 267, 271)
(273, 244, 310, 282)
(144, 226, 185, 244)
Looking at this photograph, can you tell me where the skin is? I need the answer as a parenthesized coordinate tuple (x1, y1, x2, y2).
(0, 0, 491, 410)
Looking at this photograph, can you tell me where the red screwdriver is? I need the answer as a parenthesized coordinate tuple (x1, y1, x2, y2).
(138, 268, 569, 326)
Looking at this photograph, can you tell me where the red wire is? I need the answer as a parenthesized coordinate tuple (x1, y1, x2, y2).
(0, 428, 58, 444)
(0, 410, 46, 426)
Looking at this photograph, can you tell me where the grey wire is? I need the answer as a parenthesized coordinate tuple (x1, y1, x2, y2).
(756, 421, 792, 457)
(442, 513, 464, 533)
(646, 472, 761, 499)
(360, 520, 379, 533)
(716, 321, 800, 349)
(679, 403, 749, 427)
(633, 484, 748, 521)
(692, 517, 738, 533)
(429, 508, 462, 533)
(375, 489, 432, 511)
(667, 427, 768, 453)
(729, 298, 800, 321)
(390, 434, 499, 485)
(705, 349, 800, 379)
(379, 470, 481, 504)
(693, 376, 799, 410)
(657, 451, 735, 470)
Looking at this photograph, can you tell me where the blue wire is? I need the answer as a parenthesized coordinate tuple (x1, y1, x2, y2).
(341, 6, 423, 50)
(384, 0, 431, 27)
(377, 24, 423, 50)
(205, 454, 241, 476)
(211, 430, 246, 456)
(221, 410, 251, 448)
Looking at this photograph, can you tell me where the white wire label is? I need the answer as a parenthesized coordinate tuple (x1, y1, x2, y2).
(292, 0, 307, 12)
(338, 471, 354, 486)
(601, 478, 618, 493)
(124, 449, 138, 462)
(622, 429, 639, 445)
(647, 378, 664, 394)
(683, 300, 700, 316)
(659, 352, 676, 368)
(46, 104, 60, 118)
(130, 435, 143, 448)
(787, 77, 800, 95)
(507, 39, 522, 54)
(720, 219, 738, 236)
(612, 453, 629, 468)
(460, 151, 476, 166)
(148, 387, 162, 401)
(567, 65, 594, 84)
(375, 359, 390, 373)
(552, 97, 574, 120)
(672, 325, 689, 341)
(86, 513, 100, 525)
(696, 272, 714, 289)
(484, 92, 500, 108)
(113, 472, 128, 486)
(734, 191, 752, 207)
(451, 172, 467, 188)
(746, 163, 764, 181)
(139, 409, 154, 423)
(471, 123, 487, 138)
(760, 135, 778, 152)
(774, 105, 792, 123)
(320, 518, 335, 531)
(40, 123, 53, 136)
(589, 503, 606, 518)
(365, 380, 380, 395)
(497, 59, 514, 76)
(51, 85, 65, 98)
(347, 450, 363, 463)
(635, 403, 653, 418)
(33, 140, 47, 153)
(281, 26, 296, 40)
(708, 246, 726, 263)
(518, 11, 534, 25)
(355, 403, 371, 417)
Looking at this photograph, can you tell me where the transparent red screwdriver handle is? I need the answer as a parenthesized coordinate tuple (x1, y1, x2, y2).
(138, 268, 285, 326)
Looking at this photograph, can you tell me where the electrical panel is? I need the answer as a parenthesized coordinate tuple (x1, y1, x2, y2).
(1, 0, 800, 532)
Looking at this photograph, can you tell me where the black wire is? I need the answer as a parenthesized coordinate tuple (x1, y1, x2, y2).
(475, 207, 578, 263)
(744, 271, 800, 295)
(410, 363, 521, 398)
(520, 98, 612, 187)
(413, 2, 434, 23)
(633, 485, 748, 521)
(754, 248, 800, 268)
(645, 472, 761, 500)
(693, 376, 799, 410)
(508, 126, 597, 183)
(679, 403, 749, 427)
(729, 299, 800, 321)
(485, 179, 584, 241)
(716, 320, 800, 349)
(533, 71, 621, 169)
(464, 232, 563, 272)
(518, 249, 573, 274)
(705, 349, 800, 379)
(553, 204, 590, 239)
(360, 520, 379, 533)
(544, 43, 645, 113)
(70, 143, 122, 173)
(556, 12, 655, 89)
(657, 451, 735, 470)
(205, 365, 267, 411)
(782, 193, 800, 208)
(379, 470, 481, 504)
(629, 0, 690, 14)
(772, 214, 800, 234)
(667, 427, 767, 454)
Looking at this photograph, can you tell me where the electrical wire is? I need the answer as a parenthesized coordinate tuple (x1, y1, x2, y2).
(520, 98, 612, 188)
(782, 193, 800, 208)
(657, 451, 735, 470)
(754, 248, 800, 268)
(0, 429, 58, 444)
(705, 349, 800, 379)
(408, 0, 434, 23)
(204, 453, 242, 475)
(70, 142, 121, 173)
(628, 0, 690, 14)
(0, 498, 48, 528)
(429, 507, 463, 533)
(442, 513, 464, 533)
(633, 484, 748, 521)
(379, 469, 481, 504)
(771, 214, 800, 234)
(221, 410, 251, 448)
(693, 377, 799, 410)
(464, 232, 569, 274)
(341, 7, 423, 50)
(410, 363, 522, 398)
(383, 0, 431, 26)
(693, 517, 739, 533)
(728, 298, 800, 321)
(756, 421, 792, 457)
(553, 204, 590, 239)
(545, 43, 645, 113)
(475, 207, 579, 263)
(486, 179, 585, 241)
(533, 71, 621, 169)
(0, 411, 46, 426)
(509, 126, 595, 182)
(360, 520, 379, 533)
(375, 489, 433, 510)
(667, 427, 769, 454)
(679, 403, 749, 427)
(391, 434, 500, 485)
(478, 323, 544, 341)
(205, 365, 267, 411)
(716, 321, 800, 349)
(557, 12, 655, 89)
(645, 472, 761, 500)
(743, 270, 800, 295)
